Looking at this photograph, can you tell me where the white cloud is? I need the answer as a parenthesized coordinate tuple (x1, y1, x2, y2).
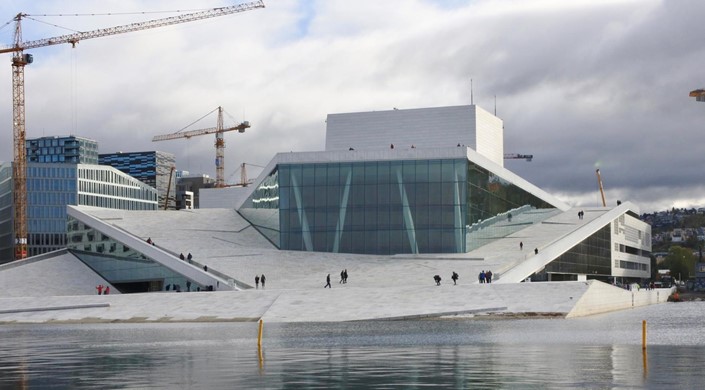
(0, 0, 703, 213)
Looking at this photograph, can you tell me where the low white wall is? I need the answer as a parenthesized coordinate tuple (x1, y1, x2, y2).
(567, 281, 673, 318)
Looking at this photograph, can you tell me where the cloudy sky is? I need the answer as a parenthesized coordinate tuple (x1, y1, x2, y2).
(0, 0, 703, 214)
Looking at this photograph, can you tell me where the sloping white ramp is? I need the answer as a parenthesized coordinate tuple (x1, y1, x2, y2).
(496, 202, 639, 283)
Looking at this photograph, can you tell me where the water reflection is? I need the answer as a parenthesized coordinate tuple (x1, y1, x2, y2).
(0, 303, 704, 388)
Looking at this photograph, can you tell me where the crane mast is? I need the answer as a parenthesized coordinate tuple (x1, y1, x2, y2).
(1, 1, 265, 259)
(596, 169, 607, 207)
(152, 106, 250, 188)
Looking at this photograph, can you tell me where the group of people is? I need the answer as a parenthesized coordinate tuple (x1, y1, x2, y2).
(95, 284, 110, 295)
(479, 270, 493, 283)
(179, 253, 193, 261)
(324, 270, 350, 288)
(434, 271, 460, 286)
(578, 210, 585, 220)
(255, 274, 266, 289)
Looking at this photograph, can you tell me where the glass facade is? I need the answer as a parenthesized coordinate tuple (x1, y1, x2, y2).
(0, 163, 13, 263)
(240, 158, 559, 255)
(0, 163, 158, 259)
(544, 225, 612, 278)
(67, 217, 201, 293)
(26, 136, 98, 164)
(99, 151, 176, 209)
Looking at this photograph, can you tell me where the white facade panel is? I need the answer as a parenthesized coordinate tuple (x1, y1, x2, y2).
(474, 105, 504, 166)
(200, 186, 250, 209)
(611, 213, 651, 279)
(325, 105, 481, 152)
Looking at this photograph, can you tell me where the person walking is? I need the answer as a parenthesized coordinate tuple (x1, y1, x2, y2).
(486, 270, 493, 283)
(451, 271, 459, 285)
(325, 274, 332, 288)
(434, 275, 442, 286)
(104, 286, 110, 295)
(255, 275, 260, 289)
(520, 241, 523, 250)
(534, 248, 539, 255)
(480, 270, 486, 283)
(187, 253, 193, 261)
(340, 270, 345, 284)
(261, 274, 266, 289)
(343, 269, 348, 284)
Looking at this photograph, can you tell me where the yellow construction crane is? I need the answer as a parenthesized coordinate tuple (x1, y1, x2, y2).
(152, 106, 250, 188)
(0, 1, 265, 260)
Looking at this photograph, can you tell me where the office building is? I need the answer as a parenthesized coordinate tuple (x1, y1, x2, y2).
(99, 151, 176, 209)
(0, 162, 158, 262)
(26, 135, 99, 164)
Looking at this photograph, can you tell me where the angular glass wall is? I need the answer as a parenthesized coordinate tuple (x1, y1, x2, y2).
(543, 224, 612, 278)
(277, 159, 467, 255)
(67, 217, 202, 293)
(465, 161, 559, 251)
(239, 168, 280, 246)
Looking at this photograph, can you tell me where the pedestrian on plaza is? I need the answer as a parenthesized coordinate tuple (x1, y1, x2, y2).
(186, 281, 191, 292)
(261, 274, 266, 289)
(520, 241, 523, 250)
(325, 274, 332, 288)
(96, 284, 104, 295)
(203, 265, 208, 272)
(146, 237, 153, 245)
(479, 270, 486, 283)
(343, 269, 348, 283)
(104, 286, 110, 295)
(179, 253, 185, 260)
(255, 275, 260, 289)
(534, 248, 539, 255)
(187, 253, 192, 261)
(340, 270, 345, 284)
(486, 270, 493, 283)
(434, 275, 442, 286)
(451, 271, 459, 285)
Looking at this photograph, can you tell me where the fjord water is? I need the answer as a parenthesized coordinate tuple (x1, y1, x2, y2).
(1, 302, 704, 389)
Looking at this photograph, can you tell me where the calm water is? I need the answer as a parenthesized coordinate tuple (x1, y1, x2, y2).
(1, 302, 704, 389)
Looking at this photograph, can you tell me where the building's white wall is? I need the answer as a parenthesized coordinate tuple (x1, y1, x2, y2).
(200, 186, 250, 209)
(611, 213, 651, 279)
(474, 105, 504, 166)
(325, 105, 479, 152)
(567, 281, 671, 318)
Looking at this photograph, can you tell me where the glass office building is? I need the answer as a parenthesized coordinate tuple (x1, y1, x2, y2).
(0, 162, 158, 262)
(99, 151, 176, 209)
(26, 135, 99, 164)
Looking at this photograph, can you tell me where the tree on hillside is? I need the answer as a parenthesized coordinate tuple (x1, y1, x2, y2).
(662, 246, 696, 281)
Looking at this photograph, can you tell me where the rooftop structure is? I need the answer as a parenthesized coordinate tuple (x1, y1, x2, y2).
(26, 135, 98, 165)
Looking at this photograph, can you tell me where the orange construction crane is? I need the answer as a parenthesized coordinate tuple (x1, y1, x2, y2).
(596, 169, 607, 207)
(0, 1, 265, 260)
(152, 107, 250, 188)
